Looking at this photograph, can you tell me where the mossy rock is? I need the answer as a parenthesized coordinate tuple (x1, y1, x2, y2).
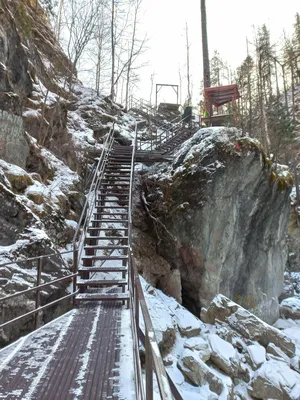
(5, 173, 33, 192)
(270, 169, 293, 192)
(159, 328, 176, 356)
(27, 192, 45, 205)
(56, 194, 70, 216)
(30, 172, 43, 183)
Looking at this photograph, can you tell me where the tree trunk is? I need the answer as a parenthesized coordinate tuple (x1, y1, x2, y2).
(185, 22, 191, 105)
(110, 0, 115, 101)
(200, 0, 210, 89)
(125, 0, 138, 109)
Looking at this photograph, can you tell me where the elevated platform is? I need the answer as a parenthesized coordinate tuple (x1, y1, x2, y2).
(202, 114, 233, 127)
(0, 303, 135, 400)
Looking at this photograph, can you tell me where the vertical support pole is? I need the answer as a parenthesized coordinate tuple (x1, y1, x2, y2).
(35, 258, 42, 330)
(73, 247, 78, 304)
(134, 275, 139, 336)
(145, 331, 153, 400)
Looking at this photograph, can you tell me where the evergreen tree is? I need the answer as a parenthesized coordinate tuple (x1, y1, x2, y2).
(236, 55, 254, 134)
(210, 50, 224, 87)
(267, 96, 296, 162)
(292, 13, 300, 85)
(39, 0, 57, 16)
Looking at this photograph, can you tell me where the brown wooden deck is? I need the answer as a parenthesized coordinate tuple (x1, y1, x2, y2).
(0, 302, 135, 400)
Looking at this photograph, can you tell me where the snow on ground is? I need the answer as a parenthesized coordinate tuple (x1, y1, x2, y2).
(118, 309, 136, 400)
(274, 317, 300, 353)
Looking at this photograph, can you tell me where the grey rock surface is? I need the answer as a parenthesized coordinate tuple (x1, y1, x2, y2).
(143, 128, 291, 323)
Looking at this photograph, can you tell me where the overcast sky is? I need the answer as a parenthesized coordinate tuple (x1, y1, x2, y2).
(137, 0, 299, 106)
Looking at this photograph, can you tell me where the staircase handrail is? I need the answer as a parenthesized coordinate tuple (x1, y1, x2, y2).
(72, 126, 115, 268)
(128, 123, 175, 400)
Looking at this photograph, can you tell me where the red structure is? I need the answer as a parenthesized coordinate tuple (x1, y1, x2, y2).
(201, 84, 240, 126)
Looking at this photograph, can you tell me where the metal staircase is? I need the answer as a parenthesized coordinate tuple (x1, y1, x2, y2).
(75, 145, 133, 307)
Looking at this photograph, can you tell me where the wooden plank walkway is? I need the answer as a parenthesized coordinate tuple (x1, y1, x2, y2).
(0, 302, 135, 400)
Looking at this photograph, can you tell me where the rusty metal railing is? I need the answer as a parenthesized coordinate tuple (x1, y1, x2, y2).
(72, 125, 116, 285)
(0, 250, 78, 331)
(128, 124, 178, 400)
(0, 120, 182, 399)
(139, 115, 190, 153)
(0, 127, 116, 333)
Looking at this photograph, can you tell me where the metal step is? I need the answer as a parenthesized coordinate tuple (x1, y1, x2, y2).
(77, 279, 127, 286)
(79, 266, 127, 273)
(91, 218, 128, 223)
(87, 227, 128, 231)
(93, 211, 128, 215)
(96, 194, 129, 198)
(101, 180, 130, 183)
(87, 227, 128, 232)
(94, 206, 129, 209)
(85, 236, 128, 241)
(82, 255, 128, 262)
(106, 165, 131, 168)
(84, 245, 128, 250)
(99, 183, 130, 186)
(96, 201, 129, 205)
(75, 292, 130, 301)
(104, 173, 130, 178)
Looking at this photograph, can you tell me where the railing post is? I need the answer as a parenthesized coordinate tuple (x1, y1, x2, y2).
(145, 330, 153, 400)
(35, 258, 42, 330)
(134, 275, 139, 336)
(73, 246, 78, 306)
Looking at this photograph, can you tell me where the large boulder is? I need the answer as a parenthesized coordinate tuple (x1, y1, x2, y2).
(178, 348, 223, 395)
(205, 295, 295, 359)
(143, 128, 291, 323)
(208, 333, 240, 377)
(248, 359, 300, 399)
(280, 296, 300, 319)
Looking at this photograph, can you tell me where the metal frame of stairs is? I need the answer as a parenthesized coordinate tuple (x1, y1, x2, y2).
(72, 125, 179, 400)
(0, 122, 190, 400)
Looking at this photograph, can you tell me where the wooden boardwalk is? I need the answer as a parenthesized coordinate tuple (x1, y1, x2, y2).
(0, 302, 135, 400)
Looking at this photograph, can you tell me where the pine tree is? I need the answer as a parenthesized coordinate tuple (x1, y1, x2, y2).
(236, 55, 254, 134)
(40, 0, 57, 16)
(292, 13, 300, 85)
(267, 96, 296, 162)
(210, 51, 224, 87)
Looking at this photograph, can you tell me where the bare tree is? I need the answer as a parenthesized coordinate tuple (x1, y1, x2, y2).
(110, 0, 116, 100)
(62, 0, 99, 89)
(124, 0, 144, 108)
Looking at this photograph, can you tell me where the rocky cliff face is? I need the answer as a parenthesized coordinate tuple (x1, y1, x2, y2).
(140, 128, 292, 323)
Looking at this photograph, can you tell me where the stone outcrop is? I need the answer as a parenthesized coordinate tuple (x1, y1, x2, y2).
(280, 296, 300, 319)
(178, 349, 223, 395)
(204, 295, 295, 358)
(143, 282, 300, 399)
(0, 111, 29, 168)
(249, 360, 300, 399)
(142, 128, 291, 323)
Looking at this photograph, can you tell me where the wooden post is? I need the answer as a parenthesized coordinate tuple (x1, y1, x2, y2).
(35, 258, 42, 330)
(145, 331, 153, 400)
